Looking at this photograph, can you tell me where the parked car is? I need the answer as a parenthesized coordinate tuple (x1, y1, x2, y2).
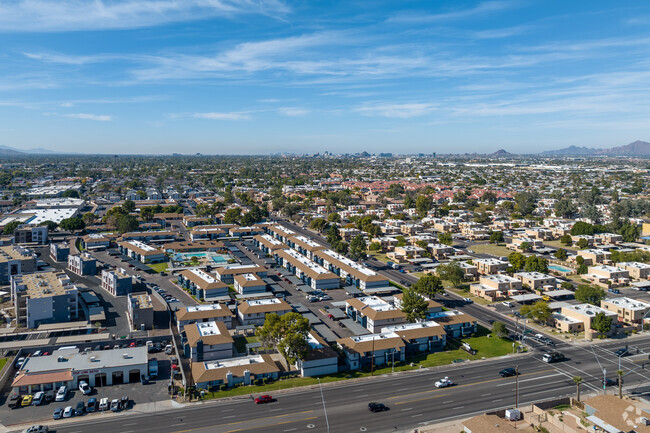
(463, 298, 473, 303)
(44, 390, 55, 403)
(21, 395, 33, 406)
(32, 391, 45, 406)
(120, 396, 129, 409)
(499, 368, 518, 377)
(55, 386, 68, 402)
(608, 288, 621, 294)
(434, 377, 454, 388)
(63, 406, 74, 418)
(502, 301, 514, 308)
(75, 401, 85, 416)
(254, 395, 273, 404)
(52, 408, 63, 420)
(79, 380, 91, 395)
(87, 398, 97, 412)
(99, 398, 109, 411)
(141, 374, 150, 385)
(32, 350, 42, 357)
(14, 356, 26, 369)
(368, 402, 389, 412)
(110, 399, 120, 412)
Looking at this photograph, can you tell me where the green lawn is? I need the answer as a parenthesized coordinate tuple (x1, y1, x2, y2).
(0, 358, 7, 373)
(469, 243, 511, 257)
(369, 253, 391, 263)
(545, 240, 578, 251)
(200, 327, 517, 399)
(148, 262, 169, 273)
(233, 336, 260, 353)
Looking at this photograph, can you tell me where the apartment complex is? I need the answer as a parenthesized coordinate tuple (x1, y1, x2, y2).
(101, 268, 133, 296)
(237, 298, 292, 326)
(176, 304, 234, 331)
(11, 271, 79, 328)
(67, 252, 97, 276)
(0, 245, 36, 284)
(118, 240, 166, 264)
(183, 320, 233, 362)
(178, 268, 228, 301)
(128, 293, 153, 330)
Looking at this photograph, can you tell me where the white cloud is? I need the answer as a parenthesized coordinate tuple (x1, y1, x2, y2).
(388, 1, 515, 23)
(192, 112, 251, 120)
(278, 107, 309, 117)
(0, 0, 290, 32)
(356, 103, 437, 118)
(61, 113, 112, 121)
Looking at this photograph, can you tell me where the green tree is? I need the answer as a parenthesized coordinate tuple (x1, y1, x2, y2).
(116, 214, 139, 234)
(223, 207, 241, 224)
(617, 369, 624, 399)
(619, 221, 640, 242)
(489, 231, 504, 244)
(491, 321, 509, 339)
(368, 241, 381, 251)
(514, 191, 537, 216)
(576, 238, 589, 249)
(591, 312, 612, 333)
(519, 241, 531, 252)
(399, 288, 428, 323)
(415, 195, 433, 218)
(309, 218, 329, 233)
(327, 212, 341, 223)
(554, 198, 578, 218)
(560, 234, 573, 246)
(38, 220, 58, 231)
(3, 220, 21, 235)
(82, 212, 97, 226)
(438, 232, 453, 246)
(560, 281, 573, 290)
(436, 261, 465, 286)
(140, 207, 155, 222)
(520, 301, 552, 324)
(573, 376, 583, 402)
(575, 284, 606, 305)
(571, 221, 595, 236)
(256, 312, 310, 365)
(123, 199, 136, 213)
(62, 189, 80, 198)
(554, 248, 568, 261)
(349, 234, 368, 261)
(577, 263, 588, 274)
(412, 274, 444, 298)
(59, 217, 86, 231)
(524, 256, 548, 273)
(334, 241, 348, 255)
(326, 224, 342, 245)
(508, 252, 526, 271)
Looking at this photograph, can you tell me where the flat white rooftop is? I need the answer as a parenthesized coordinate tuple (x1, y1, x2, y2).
(483, 274, 519, 283)
(618, 262, 650, 270)
(563, 303, 617, 317)
(356, 296, 396, 312)
(189, 268, 218, 283)
(126, 240, 158, 252)
(284, 249, 330, 275)
(18, 208, 78, 224)
(552, 313, 582, 324)
(260, 233, 283, 245)
(246, 298, 282, 307)
(197, 321, 224, 337)
(589, 265, 627, 272)
(603, 297, 650, 311)
(321, 249, 377, 277)
(186, 304, 226, 312)
(350, 331, 400, 343)
(428, 310, 465, 319)
(204, 354, 266, 370)
(382, 321, 441, 333)
(475, 258, 508, 265)
(515, 272, 555, 280)
(293, 235, 322, 248)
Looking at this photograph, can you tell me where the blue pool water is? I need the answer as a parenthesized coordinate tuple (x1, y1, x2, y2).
(549, 264, 571, 272)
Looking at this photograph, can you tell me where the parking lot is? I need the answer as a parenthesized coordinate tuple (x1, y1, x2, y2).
(0, 350, 175, 427)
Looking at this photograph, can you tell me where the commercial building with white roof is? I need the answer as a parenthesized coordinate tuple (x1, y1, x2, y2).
(601, 297, 650, 324)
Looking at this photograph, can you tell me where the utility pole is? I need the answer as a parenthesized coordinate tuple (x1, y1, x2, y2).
(515, 365, 519, 408)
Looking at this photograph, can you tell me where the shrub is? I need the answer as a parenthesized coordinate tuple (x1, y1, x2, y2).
(220, 384, 228, 391)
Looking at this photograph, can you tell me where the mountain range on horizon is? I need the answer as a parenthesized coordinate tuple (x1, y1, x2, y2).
(0, 140, 649, 157)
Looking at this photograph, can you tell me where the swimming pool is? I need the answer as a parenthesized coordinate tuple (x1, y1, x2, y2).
(549, 264, 572, 273)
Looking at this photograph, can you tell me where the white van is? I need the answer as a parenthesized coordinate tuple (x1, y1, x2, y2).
(99, 397, 109, 411)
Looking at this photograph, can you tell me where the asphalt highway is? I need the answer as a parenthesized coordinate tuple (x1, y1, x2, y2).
(36, 337, 650, 433)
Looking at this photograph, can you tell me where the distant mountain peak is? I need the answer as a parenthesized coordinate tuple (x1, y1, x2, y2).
(540, 140, 650, 157)
(490, 149, 511, 157)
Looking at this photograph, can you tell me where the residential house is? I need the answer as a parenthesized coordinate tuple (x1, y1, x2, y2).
(345, 296, 406, 333)
(183, 321, 233, 362)
(237, 298, 292, 326)
(176, 304, 234, 331)
(192, 354, 280, 390)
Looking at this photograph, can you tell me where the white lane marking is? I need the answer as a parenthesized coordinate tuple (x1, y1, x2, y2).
(480, 394, 491, 397)
(122, 423, 137, 426)
(412, 414, 424, 417)
(170, 423, 185, 427)
(401, 408, 413, 412)
(452, 406, 465, 410)
(443, 400, 454, 404)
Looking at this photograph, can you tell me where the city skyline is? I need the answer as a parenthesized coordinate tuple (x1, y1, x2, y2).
(2, 0, 650, 154)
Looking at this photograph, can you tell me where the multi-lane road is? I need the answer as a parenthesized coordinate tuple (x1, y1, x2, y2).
(38, 337, 650, 433)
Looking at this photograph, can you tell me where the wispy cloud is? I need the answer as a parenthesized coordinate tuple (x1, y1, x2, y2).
(0, 0, 290, 32)
(355, 103, 437, 118)
(59, 113, 113, 121)
(277, 107, 309, 117)
(192, 112, 252, 120)
(388, 1, 515, 24)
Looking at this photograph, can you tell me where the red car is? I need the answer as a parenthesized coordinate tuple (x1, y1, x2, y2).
(255, 395, 273, 404)
(328, 314, 335, 320)
(129, 342, 136, 347)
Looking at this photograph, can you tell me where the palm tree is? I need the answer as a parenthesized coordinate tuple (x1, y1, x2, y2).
(573, 376, 583, 402)
(617, 370, 624, 399)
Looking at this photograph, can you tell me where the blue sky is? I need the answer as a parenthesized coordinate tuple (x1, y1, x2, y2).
(1, 0, 650, 154)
